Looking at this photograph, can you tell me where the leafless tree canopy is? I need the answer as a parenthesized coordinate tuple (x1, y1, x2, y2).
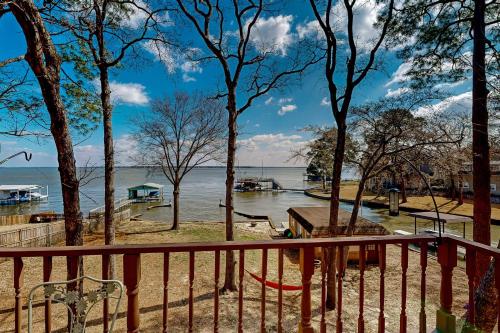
(135, 93, 226, 183)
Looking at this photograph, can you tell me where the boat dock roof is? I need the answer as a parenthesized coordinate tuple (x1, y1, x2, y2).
(127, 183, 164, 191)
(0, 185, 41, 191)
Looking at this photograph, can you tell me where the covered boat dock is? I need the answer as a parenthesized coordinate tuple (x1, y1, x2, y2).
(127, 183, 164, 203)
(0, 185, 48, 205)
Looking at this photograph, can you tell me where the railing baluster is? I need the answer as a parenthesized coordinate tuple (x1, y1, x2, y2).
(189, 251, 195, 333)
(378, 243, 386, 333)
(400, 243, 408, 333)
(358, 245, 366, 333)
(278, 249, 284, 333)
(261, 248, 267, 332)
(214, 250, 220, 333)
(163, 252, 170, 333)
(43, 256, 52, 333)
(465, 247, 476, 327)
(123, 254, 141, 333)
(320, 247, 327, 333)
(102, 254, 110, 333)
(337, 246, 344, 333)
(238, 250, 245, 333)
(299, 247, 314, 333)
(14, 257, 24, 333)
(419, 242, 428, 333)
(436, 239, 457, 333)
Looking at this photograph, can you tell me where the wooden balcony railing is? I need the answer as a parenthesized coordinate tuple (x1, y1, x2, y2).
(0, 234, 499, 332)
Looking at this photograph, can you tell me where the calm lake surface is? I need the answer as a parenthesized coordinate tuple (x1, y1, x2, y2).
(0, 167, 341, 223)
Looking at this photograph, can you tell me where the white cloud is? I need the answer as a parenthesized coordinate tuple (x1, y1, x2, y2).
(237, 133, 307, 166)
(278, 104, 297, 116)
(93, 79, 149, 105)
(116, 1, 172, 29)
(108, 81, 149, 105)
(248, 15, 294, 55)
(74, 135, 140, 166)
(320, 97, 331, 106)
(385, 87, 411, 98)
(385, 61, 413, 87)
(297, 0, 385, 52)
(297, 20, 322, 39)
(434, 80, 468, 90)
(414, 91, 471, 116)
(143, 41, 202, 82)
(278, 97, 293, 104)
(182, 73, 196, 82)
(143, 40, 176, 73)
(264, 97, 274, 105)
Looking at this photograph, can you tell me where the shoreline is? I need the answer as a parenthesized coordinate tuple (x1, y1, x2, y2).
(305, 186, 500, 225)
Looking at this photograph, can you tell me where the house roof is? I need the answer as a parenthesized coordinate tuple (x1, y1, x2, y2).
(0, 185, 41, 191)
(287, 206, 389, 236)
(127, 183, 164, 191)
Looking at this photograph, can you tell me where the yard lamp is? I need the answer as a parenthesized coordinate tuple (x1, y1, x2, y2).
(389, 188, 400, 216)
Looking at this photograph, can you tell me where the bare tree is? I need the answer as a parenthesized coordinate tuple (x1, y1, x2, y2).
(308, 0, 395, 308)
(345, 103, 466, 238)
(135, 93, 226, 230)
(3, 0, 83, 283)
(175, 0, 322, 291)
(46, 0, 172, 276)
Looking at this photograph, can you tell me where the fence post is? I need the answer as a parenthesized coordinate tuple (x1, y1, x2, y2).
(299, 247, 315, 333)
(436, 238, 457, 333)
(124, 254, 141, 333)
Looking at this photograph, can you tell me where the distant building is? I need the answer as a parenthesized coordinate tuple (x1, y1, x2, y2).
(461, 161, 500, 199)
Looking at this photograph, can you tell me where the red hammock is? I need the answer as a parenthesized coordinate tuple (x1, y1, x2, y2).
(246, 270, 303, 291)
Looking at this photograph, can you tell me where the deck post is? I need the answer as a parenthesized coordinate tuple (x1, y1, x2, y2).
(436, 239, 457, 333)
(124, 254, 141, 333)
(299, 247, 315, 333)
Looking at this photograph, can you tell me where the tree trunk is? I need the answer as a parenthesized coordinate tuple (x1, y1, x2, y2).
(326, 118, 347, 309)
(450, 173, 457, 201)
(99, 66, 116, 277)
(223, 93, 237, 292)
(400, 173, 407, 204)
(462, 243, 499, 333)
(458, 174, 464, 205)
(472, 0, 491, 281)
(11, 5, 84, 326)
(346, 177, 367, 237)
(171, 181, 180, 230)
(341, 176, 367, 271)
(9, 0, 83, 260)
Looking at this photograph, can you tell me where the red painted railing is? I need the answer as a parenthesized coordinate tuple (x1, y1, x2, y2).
(0, 234, 499, 332)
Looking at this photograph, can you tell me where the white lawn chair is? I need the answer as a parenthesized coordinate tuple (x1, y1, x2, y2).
(28, 276, 123, 333)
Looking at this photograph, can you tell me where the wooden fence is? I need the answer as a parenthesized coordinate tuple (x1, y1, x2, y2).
(0, 214, 32, 227)
(0, 221, 65, 248)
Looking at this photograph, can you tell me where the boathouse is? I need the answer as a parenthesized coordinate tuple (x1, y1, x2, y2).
(127, 183, 164, 202)
(287, 206, 389, 263)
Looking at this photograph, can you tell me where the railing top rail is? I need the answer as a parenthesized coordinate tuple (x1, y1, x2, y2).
(0, 235, 435, 258)
(445, 235, 500, 257)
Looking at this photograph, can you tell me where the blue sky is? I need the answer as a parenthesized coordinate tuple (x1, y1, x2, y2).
(0, 1, 472, 167)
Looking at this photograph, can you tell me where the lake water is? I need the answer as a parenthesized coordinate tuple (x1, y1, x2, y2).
(0, 167, 346, 223)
